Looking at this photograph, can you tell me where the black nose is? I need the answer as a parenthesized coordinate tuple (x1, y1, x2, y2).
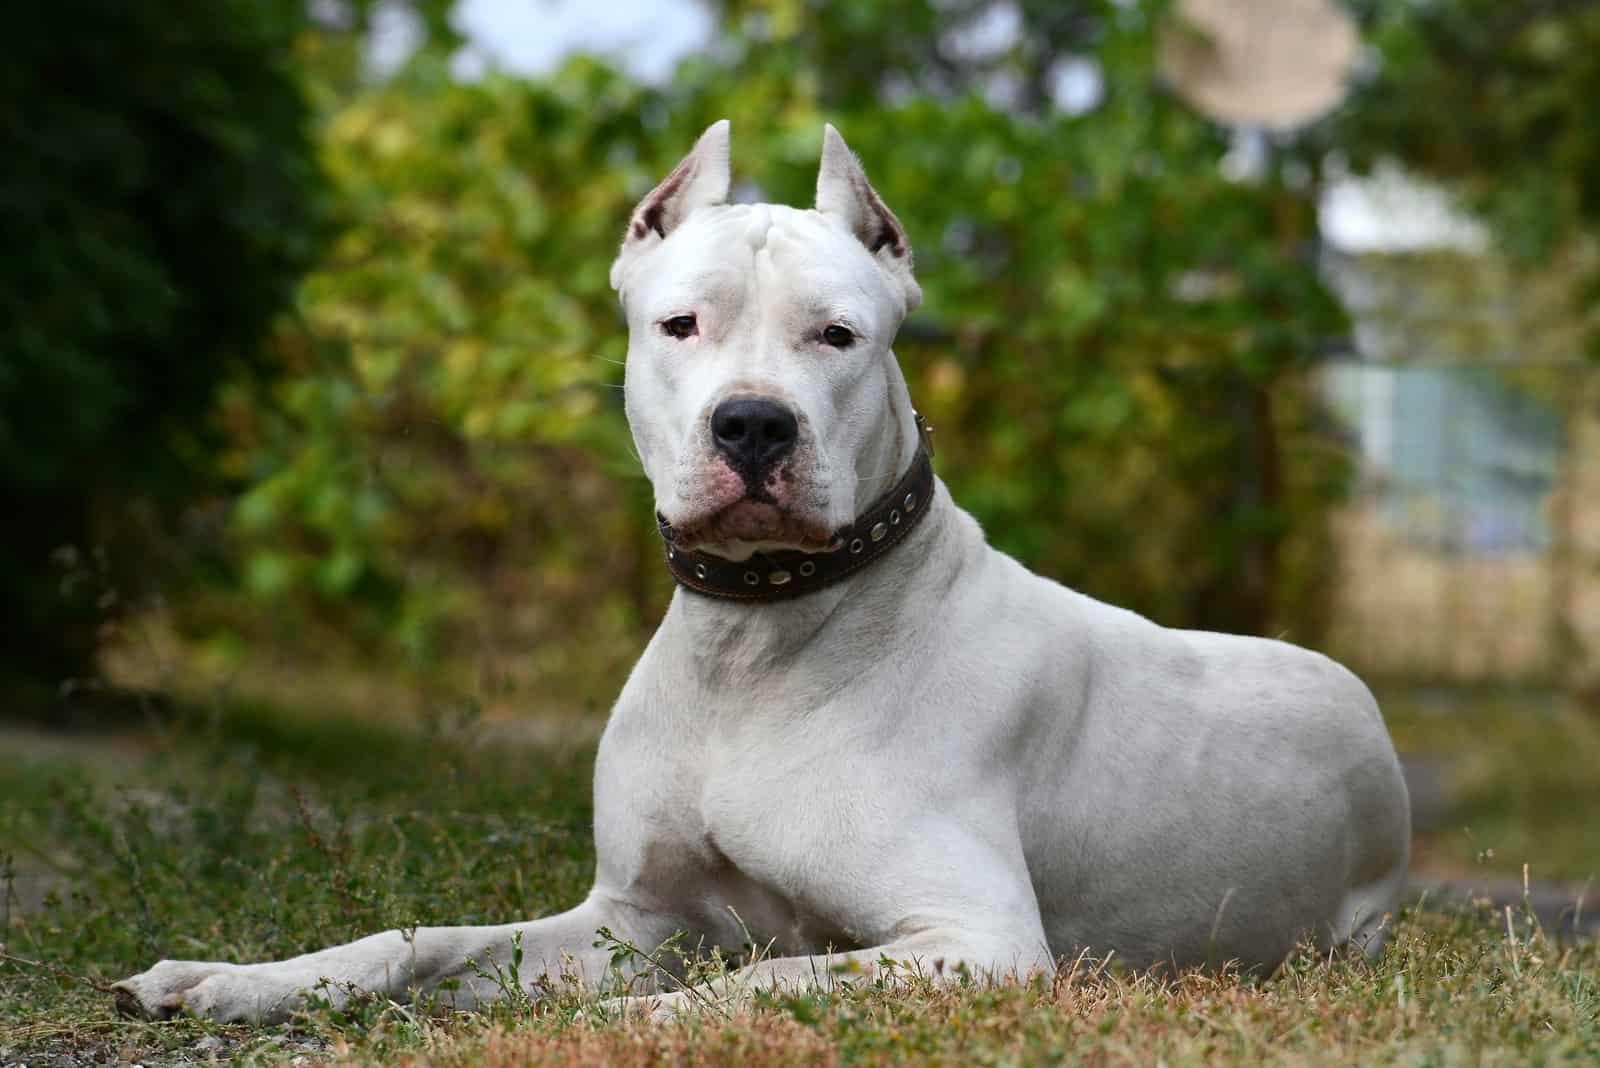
(711, 397, 799, 472)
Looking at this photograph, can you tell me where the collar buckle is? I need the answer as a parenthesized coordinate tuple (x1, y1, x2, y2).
(914, 410, 935, 457)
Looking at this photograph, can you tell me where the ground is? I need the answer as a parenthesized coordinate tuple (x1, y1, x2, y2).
(1, 686, 1597, 1066)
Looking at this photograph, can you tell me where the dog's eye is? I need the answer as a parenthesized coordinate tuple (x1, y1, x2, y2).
(821, 324, 855, 348)
(661, 314, 698, 340)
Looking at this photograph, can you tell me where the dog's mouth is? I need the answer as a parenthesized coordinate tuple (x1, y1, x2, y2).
(668, 499, 835, 553)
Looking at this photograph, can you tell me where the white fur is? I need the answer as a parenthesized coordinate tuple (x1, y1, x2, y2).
(114, 123, 1410, 1024)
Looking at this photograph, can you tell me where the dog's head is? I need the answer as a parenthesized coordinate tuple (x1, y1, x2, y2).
(610, 122, 922, 561)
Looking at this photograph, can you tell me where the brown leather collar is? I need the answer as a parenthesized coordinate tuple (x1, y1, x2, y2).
(658, 418, 936, 603)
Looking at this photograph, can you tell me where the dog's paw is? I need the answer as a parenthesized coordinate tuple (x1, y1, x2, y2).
(112, 960, 301, 1024)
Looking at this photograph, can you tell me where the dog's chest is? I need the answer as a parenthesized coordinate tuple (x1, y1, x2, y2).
(686, 719, 891, 951)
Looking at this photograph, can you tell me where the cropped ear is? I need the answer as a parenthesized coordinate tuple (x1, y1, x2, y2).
(611, 120, 731, 292)
(815, 124, 920, 312)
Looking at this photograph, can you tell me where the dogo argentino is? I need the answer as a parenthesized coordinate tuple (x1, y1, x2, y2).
(114, 121, 1411, 1024)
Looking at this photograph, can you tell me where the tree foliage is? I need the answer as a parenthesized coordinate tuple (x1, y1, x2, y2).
(1343, 2, 1600, 248)
(0, 0, 327, 683)
(1334, 0, 1600, 350)
(220, 64, 665, 691)
(212, 1, 1351, 699)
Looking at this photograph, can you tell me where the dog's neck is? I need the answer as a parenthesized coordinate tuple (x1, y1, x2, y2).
(668, 481, 962, 686)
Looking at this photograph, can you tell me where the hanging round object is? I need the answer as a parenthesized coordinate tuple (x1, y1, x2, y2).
(1158, 0, 1360, 130)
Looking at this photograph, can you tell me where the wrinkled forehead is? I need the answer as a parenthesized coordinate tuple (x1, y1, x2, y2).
(621, 203, 902, 325)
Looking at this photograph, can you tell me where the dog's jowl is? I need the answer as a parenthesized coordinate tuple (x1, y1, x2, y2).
(114, 121, 1411, 1024)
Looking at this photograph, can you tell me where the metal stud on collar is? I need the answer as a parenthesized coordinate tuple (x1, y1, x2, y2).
(870, 522, 888, 542)
(769, 570, 791, 586)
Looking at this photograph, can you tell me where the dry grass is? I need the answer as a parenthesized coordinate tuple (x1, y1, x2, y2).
(314, 912, 1599, 1067)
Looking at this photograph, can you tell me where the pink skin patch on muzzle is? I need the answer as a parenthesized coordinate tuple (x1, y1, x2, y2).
(669, 459, 833, 551)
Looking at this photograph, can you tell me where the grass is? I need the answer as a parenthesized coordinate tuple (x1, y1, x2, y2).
(1, 688, 1598, 1066)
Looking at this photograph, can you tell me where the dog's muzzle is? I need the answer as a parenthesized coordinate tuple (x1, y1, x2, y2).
(657, 413, 937, 602)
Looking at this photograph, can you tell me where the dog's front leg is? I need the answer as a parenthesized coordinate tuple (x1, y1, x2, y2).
(607, 927, 1054, 1022)
(112, 892, 681, 1024)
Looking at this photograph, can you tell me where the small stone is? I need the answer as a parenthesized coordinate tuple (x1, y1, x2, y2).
(194, 1036, 226, 1053)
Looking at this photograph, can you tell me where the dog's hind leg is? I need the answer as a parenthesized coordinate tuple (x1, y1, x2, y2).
(1329, 866, 1408, 961)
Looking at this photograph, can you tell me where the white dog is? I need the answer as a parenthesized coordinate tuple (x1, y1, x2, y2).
(114, 122, 1410, 1024)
